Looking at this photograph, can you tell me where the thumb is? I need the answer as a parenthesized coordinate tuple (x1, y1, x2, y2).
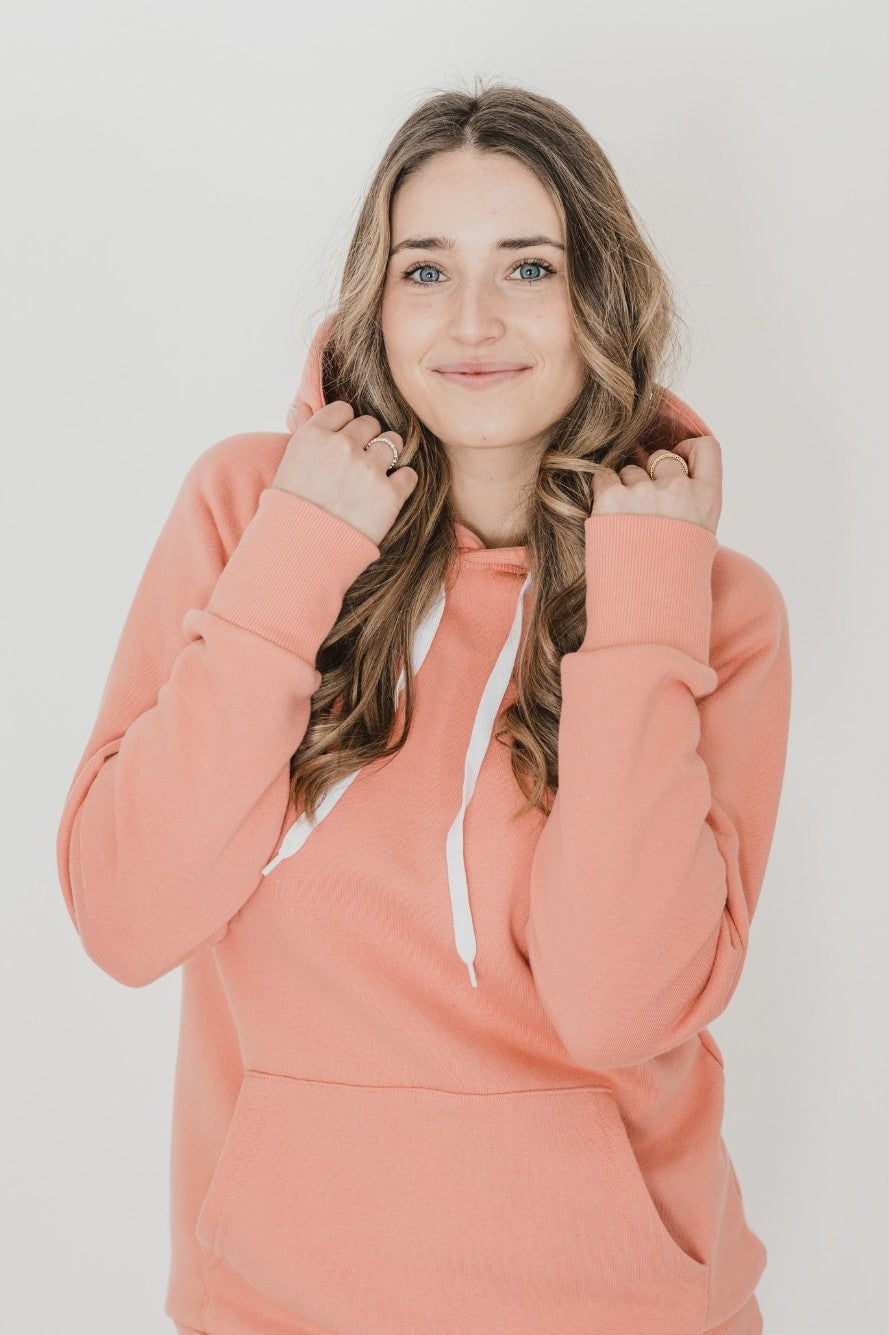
(286, 398, 314, 434)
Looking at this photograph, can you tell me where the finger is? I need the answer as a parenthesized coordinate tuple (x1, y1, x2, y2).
(617, 463, 651, 482)
(286, 398, 314, 434)
(389, 465, 419, 500)
(645, 455, 688, 480)
(590, 467, 623, 496)
(670, 435, 722, 486)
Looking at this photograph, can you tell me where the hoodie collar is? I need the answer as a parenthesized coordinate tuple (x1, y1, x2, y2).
(266, 313, 712, 988)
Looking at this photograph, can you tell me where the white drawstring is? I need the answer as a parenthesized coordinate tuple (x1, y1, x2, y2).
(261, 570, 533, 992)
(444, 571, 533, 986)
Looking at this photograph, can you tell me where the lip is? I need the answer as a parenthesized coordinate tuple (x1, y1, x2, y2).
(434, 367, 532, 389)
(435, 361, 532, 373)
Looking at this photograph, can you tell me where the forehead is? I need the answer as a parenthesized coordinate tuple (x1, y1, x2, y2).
(390, 151, 563, 242)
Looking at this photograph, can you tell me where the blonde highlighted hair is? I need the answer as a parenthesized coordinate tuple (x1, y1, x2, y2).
(287, 77, 691, 827)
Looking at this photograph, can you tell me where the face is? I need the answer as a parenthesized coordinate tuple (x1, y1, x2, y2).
(380, 147, 587, 460)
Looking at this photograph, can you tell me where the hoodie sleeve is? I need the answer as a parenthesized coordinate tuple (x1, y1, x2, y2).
(526, 511, 791, 1070)
(55, 435, 381, 988)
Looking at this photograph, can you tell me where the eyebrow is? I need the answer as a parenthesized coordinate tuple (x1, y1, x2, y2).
(388, 234, 566, 257)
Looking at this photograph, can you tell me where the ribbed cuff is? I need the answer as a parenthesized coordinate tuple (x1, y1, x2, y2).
(580, 512, 717, 662)
(206, 487, 381, 661)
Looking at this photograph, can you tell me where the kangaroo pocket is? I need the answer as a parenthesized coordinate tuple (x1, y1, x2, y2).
(196, 1072, 710, 1335)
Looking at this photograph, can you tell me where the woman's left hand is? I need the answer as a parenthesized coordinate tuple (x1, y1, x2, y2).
(589, 435, 723, 536)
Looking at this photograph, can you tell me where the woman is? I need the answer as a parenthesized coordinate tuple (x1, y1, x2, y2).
(56, 80, 791, 1335)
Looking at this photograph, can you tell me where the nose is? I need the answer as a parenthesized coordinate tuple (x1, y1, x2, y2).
(444, 278, 507, 343)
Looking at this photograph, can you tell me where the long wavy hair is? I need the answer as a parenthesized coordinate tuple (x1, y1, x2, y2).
(287, 77, 691, 828)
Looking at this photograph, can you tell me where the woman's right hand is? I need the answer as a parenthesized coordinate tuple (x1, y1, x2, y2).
(272, 399, 419, 548)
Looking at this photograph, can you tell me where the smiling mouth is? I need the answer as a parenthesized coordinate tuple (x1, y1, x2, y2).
(433, 367, 532, 388)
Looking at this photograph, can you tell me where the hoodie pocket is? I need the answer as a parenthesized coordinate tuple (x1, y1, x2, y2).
(196, 1071, 709, 1335)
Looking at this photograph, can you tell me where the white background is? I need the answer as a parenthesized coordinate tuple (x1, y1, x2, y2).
(3, 1, 886, 1331)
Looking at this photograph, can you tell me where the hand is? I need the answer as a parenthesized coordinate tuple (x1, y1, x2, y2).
(272, 399, 419, 548)
(589, 435, 722, 536)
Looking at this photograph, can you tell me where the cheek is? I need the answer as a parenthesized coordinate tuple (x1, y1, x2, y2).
(550, 341, 587, 393)
(381, 296, 424, 358)
(380, 341, 428, 410)
(380, 331, 410, 390)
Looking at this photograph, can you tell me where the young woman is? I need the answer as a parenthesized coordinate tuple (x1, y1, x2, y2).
(56, 80, 791, 1335)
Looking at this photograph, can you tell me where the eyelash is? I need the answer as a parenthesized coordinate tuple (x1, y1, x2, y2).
(400, 257, 557, 285)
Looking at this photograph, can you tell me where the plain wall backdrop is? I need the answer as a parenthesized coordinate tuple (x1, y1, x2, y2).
(3, 0, 886, 1330)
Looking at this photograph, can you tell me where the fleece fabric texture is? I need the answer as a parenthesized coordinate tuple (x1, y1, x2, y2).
(56, 313, 791, 1335)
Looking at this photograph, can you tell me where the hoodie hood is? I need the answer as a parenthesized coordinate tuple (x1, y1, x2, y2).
(266, 313, 714, 988)
(283, 312, 713, 535)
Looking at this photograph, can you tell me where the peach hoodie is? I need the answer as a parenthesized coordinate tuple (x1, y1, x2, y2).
(56, 313, 791, 1335)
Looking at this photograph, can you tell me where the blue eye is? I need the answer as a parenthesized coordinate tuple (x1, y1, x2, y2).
(401, 257, 556, 285)
(404, 263, 442, 284)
